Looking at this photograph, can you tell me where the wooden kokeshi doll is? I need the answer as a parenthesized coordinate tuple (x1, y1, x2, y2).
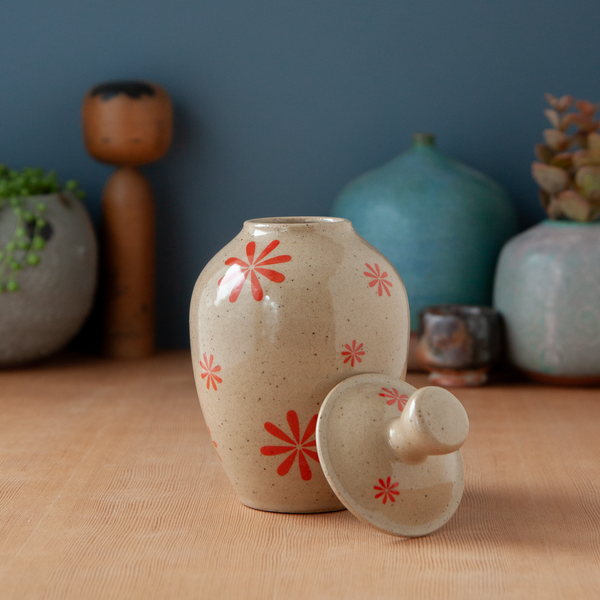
(82, 81, 173, 358)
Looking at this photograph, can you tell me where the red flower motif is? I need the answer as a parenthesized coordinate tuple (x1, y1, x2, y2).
(199, 353, 222, 391)
(207, 427, 221, 461)
(374, 476, 400, 504)
(260, 411, 319, 481)
(218, 240, 291, 302)
(364, 263, 393, 297)
(379, 387, 409, 411)
(341, 340, 365, 367)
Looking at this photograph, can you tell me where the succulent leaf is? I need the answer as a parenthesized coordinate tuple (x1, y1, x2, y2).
(535, 143, 555, 164)
(555, 190, 591, 221)
(531, 162, 570, 194)
(543, 129, 570, 151)
(589, 203, 600, 221)
(575, 165, 600, 201)
(576, 100, 599, 116)
(559, 112, 577, 130)
(538, 189, 551, 210)
(546, 197, 563, 219)
(544, 109, 561, 129)
(545, 94, 574, 112)
(550, 152, 573, 169)
(570, 113, 600, 133)
(588, 132, 600, 154)
(571, 150, 593, 170)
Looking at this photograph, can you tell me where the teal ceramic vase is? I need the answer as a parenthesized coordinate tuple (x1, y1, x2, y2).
(494, 221, 600, 385)
(331, 133, 518, 332)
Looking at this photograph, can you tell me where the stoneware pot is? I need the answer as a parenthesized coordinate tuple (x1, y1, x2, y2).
(190, 217, 410, 513)
(0, 192, 98, 366)
(494, 220, 600, 384)
(331, 132, 518, 367)
(415, 305, 502, 387)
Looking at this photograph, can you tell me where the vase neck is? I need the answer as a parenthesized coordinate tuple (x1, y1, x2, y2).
(412, 132, 436, 148)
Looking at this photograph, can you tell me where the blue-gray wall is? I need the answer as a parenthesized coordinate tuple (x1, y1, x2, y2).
(2, 0, 599, 347)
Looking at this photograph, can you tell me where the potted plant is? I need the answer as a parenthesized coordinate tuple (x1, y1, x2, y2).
(494, 95, 600, 384)
(0, 166, 97, 366)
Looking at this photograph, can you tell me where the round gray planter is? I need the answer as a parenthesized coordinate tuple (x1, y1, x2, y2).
(0, 191, 98, 366)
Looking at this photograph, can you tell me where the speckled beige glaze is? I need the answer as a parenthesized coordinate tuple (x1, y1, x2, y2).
(317, 374, 468, 537)
(190, 217, 410, 513)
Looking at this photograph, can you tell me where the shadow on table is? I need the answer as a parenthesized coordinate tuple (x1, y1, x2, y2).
(283, 485, 600, 552)
(422, 485, 600, 552)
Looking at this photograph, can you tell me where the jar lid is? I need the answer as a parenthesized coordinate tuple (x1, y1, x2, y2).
(316, 374, 468, 537)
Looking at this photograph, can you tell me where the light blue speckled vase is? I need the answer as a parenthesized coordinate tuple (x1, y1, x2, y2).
(332, 133, 518, 331)
(494, 220, 600, 383)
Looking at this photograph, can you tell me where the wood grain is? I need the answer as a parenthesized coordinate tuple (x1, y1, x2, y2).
(1, 352, 599, 599)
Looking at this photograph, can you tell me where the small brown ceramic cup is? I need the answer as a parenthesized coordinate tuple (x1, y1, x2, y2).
(416, 305, 502, 387)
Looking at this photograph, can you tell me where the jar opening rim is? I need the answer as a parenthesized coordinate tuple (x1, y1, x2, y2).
(246, 216, 350, 226)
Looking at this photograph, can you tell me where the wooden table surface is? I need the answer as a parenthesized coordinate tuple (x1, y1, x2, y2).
(1, 351, 599, 599)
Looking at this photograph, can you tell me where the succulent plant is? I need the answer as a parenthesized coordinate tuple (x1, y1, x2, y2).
(532, 94, 600, 221)
(0, 166, 85, 292)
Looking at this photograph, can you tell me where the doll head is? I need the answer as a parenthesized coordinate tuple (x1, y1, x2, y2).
(82, 80, 173, 166)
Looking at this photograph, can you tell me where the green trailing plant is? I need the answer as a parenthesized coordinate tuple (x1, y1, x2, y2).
(0, 166, 85, 292)
(532, 94, 600, 222)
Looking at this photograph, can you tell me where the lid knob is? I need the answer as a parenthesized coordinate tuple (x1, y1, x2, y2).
(389, 386, 469, 465)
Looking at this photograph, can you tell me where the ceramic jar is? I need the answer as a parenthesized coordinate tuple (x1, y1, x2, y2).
(494, 220, 600, 384)
(0, 192, 97, 366)
(190, 217, 410, 513)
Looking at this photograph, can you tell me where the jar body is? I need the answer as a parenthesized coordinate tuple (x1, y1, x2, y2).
(190, 217, 410, 512)
(494, 221, 600, 382)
